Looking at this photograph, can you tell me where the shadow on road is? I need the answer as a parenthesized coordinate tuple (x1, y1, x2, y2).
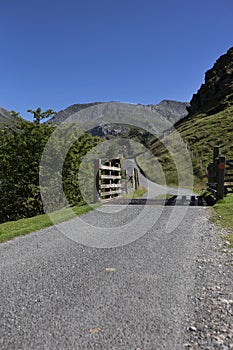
(105, 195, 215, 206)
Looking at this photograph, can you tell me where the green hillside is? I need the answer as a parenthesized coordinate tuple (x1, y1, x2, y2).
(137, 47, 233, 189)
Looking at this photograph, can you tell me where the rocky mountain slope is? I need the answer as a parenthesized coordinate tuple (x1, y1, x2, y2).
(49, 100, 189, 136)
(48, 102, 102, 125)
(188, 46, 233, 116)
(137, 46, 233, 186)
(0, 100, 189, 136)
(0, 108, 13, 125)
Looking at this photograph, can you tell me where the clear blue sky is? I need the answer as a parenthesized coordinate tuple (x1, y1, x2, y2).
(1, 0, 233, 121)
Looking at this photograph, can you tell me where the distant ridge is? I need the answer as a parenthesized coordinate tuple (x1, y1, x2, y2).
(48, 102, 102, 125)
(49, 100, 189, 136)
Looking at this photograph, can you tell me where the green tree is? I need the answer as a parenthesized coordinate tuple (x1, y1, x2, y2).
(0, 114, 55, 222)
(62, 131, 102, 207)
(0, 111, 103, 223)
(27, 107, 56, 124)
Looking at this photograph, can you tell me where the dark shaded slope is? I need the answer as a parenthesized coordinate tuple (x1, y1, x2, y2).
(188, 46, 233, 116)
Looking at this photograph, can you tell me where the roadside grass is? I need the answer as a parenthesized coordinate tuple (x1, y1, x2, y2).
(122, 186, 147, 199)
(0, 204, 99, 243)
(212, 194, 233, 248)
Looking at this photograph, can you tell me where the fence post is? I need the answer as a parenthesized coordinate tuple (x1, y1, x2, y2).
(207, 162, 214, 185)
(213, 146, 220, 162)
(93, 159, 100, 203)
(217, 156, 226, 200)
(134, 168, 140, 190)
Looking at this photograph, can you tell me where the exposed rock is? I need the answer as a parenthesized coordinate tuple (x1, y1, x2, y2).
(147, 99, 189, 122)
(189, 46, 233, 116)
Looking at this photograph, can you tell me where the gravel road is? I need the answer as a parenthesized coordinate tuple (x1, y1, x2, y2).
(0, 205, 224, 350)
(184, 225, 233, 350)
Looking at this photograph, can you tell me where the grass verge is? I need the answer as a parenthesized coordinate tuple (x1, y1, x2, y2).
(122, 186, 147, 199)
(211, 194, 233, 248)
(0, 204, 99, 243)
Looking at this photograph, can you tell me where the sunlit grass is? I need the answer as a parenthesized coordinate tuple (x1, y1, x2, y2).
(212, 194, 233, 248)
(0, 204, 99, 243)
(138, 105, 233, 189)
(122, 186, 147, 199)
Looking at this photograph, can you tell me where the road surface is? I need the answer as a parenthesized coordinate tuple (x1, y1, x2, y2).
(123, 158, 194, 198)
(0, 204, 211, 350)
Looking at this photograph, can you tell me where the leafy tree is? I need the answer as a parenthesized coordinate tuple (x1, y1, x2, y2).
(40, 122, 102, 212)
(10, 110, 20, 118)
(0, 114, 55, 222)
(0, 110, 102, 223)
(62, 131, 102, 206)
(27, 107, 56, 124)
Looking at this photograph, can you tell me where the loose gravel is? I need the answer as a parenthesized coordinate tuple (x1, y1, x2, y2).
(184, 213, 233, 350)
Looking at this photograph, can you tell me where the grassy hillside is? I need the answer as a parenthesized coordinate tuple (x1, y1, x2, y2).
(137, 47, 233, 189)
(175, 105, 233, 167)
(137, 104, 233, 188)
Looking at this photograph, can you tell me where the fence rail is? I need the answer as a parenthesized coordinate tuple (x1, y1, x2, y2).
(93, 158, 141, 202)
(93, 158, 122, 202)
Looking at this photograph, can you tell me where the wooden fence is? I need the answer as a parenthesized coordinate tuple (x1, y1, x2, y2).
(93, 158, 141, 202)
(93, 158, 122, 202)
(207, 146, 233, 200)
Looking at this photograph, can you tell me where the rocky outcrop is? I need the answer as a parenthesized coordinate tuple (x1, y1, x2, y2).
(189, 47, 233, 115)
(147, 100, 189, 121)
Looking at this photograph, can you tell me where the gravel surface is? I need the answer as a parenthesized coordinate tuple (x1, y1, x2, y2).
(183, 217, 233, 350)
(0, 206, 231, 350)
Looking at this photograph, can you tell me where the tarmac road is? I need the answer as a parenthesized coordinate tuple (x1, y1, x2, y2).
(0, 205, 211, 350)
(123, 158, 194, 198)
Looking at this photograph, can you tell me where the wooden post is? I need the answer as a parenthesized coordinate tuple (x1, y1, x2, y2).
(93, 159, 100, 203)
(124, 169, 128, 193)
(217, 156, 226, 200)
(115, 161, 121, 197)
(134, 168, 140, 190)
(207, 162, 214, 184)
(213, 146, 220, 162)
